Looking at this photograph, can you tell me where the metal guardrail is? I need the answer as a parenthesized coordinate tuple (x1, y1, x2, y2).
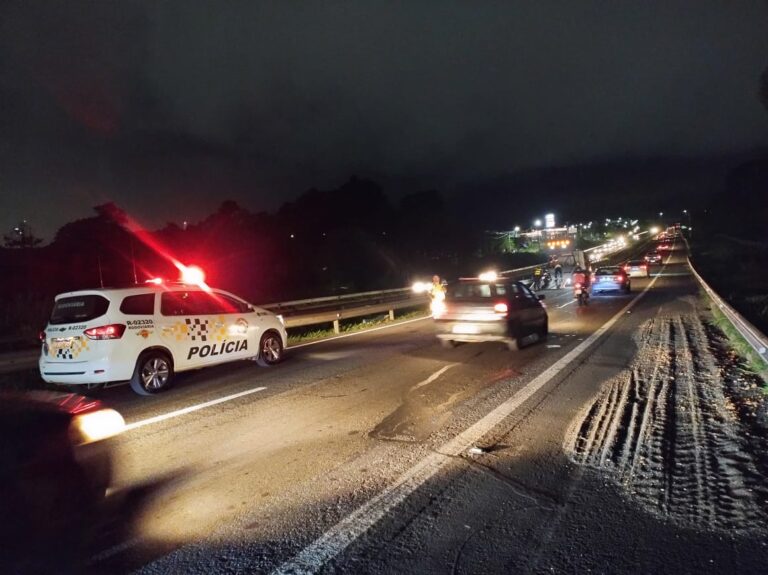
(260, 286, 427, 331)
(688, 256, 768, 363)
(265, 263, 548, 332)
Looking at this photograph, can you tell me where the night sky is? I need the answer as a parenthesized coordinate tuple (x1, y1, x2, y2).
(2, 1, 768, 238)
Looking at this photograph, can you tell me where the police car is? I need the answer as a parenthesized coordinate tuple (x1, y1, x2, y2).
(39, 283, 287, 395)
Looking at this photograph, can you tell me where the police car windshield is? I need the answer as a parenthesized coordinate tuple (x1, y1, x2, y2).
(50, 295, 110, 325)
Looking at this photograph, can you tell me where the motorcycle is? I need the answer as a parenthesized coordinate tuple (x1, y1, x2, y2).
(574, 282, 589, 306)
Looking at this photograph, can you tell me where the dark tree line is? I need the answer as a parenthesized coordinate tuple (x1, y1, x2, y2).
(0, 177, 483, 341)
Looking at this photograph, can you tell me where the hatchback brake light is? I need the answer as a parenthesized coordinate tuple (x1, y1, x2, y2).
(84, 324, 126, 340)
(39, 331, 46, 342)
(493, 302, 508, 314)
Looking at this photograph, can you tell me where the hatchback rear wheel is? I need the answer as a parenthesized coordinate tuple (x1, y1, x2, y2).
(130, 351, 173, 395)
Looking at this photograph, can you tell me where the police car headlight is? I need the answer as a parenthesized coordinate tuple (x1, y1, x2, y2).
(276, 314, 285, 326)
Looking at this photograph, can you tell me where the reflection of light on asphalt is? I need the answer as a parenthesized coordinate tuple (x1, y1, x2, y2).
(305, 351, 356, 361)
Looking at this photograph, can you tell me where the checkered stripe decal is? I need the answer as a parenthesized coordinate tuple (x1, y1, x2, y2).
(185, 317, 209, 341)
(168, 316, 228, 342)
(51, 338, 90, 359)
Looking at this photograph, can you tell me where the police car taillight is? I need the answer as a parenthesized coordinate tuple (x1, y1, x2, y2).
(84, 324, 126, 340)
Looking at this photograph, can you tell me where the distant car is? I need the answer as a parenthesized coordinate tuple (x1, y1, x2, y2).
(39, 283, 288, 396)
(624, 260, 650, 278)
(657, 242, 673, 251)
(433, 278, 548, 351)
(592, 266, 631, 294)
(644, 251, 662, 264)
(0, 392, 124, 570)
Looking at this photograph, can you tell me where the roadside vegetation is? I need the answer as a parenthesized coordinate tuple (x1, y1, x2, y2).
(706, 298, 768, 386)
(690, 234, 768, 346)
(287, 308, 428, 346)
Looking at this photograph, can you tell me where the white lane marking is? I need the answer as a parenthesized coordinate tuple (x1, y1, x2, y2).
(124, 386, 267, 432)
(288, 316, 431, 350)
(412, 364, 458, 391)
(122, 317, 430, 433)
(273, 274, 662, 575)
(557, 299, 576, 309)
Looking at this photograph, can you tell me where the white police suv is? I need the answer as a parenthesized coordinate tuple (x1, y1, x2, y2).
(39, 284, 287, 395)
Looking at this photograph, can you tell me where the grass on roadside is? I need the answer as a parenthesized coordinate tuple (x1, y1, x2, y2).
(704, 295, 768, 389)
(287, 307, 429, 346)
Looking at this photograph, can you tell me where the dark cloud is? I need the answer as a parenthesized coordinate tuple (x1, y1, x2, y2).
(2, 1, 768, 237)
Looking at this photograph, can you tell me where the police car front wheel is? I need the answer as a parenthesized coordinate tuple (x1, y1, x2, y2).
(256, 332, 283, 367)
(130, 351, 174, 395)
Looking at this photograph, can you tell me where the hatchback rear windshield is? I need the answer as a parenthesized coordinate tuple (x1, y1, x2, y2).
(448, 283, 494, 299)
(50, 295, 110, 325)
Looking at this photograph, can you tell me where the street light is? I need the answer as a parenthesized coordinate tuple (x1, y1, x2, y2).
(534, 219, 542, 228)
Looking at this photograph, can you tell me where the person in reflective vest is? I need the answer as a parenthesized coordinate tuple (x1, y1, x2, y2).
(430, 275, 446, 301)
(532, 266, 543, 290)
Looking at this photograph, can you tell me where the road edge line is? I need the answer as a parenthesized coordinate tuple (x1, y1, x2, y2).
(273, 274, 662, 574)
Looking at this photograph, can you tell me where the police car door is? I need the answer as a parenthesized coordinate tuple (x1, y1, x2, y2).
(158, 290, 217, 370)
(209, 291, 258, 363)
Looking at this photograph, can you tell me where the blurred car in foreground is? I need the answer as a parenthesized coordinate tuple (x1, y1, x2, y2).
(433, 276, 548, 350)
(644, 251, 662, 264)
(623, 260, 650, 278)
(592, 266, 631, 294)
(0, 392, 125, 571)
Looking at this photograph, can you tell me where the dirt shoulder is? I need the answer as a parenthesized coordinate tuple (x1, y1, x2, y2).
(330, 265, 768, 574)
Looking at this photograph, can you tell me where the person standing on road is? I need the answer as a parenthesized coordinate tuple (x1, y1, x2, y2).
(430, 275, 445, 302)
(532, 266, 543, 290)
(554, 261, 563, 287)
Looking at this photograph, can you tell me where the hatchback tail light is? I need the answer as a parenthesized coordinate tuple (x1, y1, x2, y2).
(493, 302, 508, 315)
(84, 324, 126, 340)
(39, 331, 46, 342)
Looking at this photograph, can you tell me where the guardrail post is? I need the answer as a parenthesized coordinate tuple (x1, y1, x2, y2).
(333, 318, 340, 334)
(388, 309, 395, 321)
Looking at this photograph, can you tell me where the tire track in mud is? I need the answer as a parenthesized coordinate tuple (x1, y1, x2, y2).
(569, 314, 768, 531)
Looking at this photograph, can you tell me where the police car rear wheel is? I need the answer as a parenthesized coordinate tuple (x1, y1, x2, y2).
(130, 352, 173, 395)
(256, 332, 283, 367)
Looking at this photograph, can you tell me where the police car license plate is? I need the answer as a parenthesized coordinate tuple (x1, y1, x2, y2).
(51, 338, 73, 349)
(453, 323, 479, 334)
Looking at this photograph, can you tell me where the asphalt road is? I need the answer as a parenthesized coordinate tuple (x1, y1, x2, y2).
(15, 239, 766, 574)
(59, 243, 695, 573)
